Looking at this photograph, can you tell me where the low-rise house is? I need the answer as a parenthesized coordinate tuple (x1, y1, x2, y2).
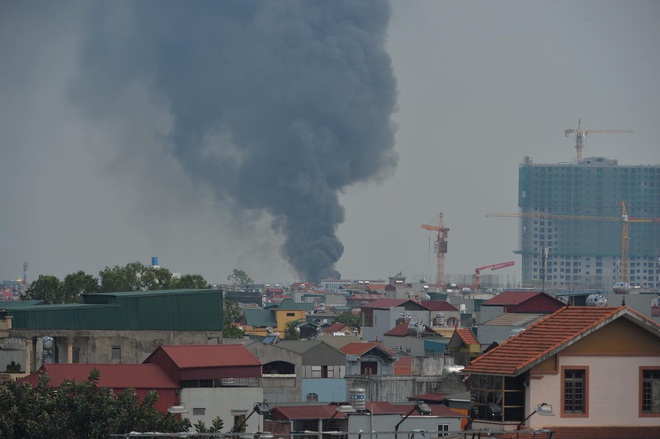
(242, 339, 303, 403)
(275, 339, 346, 402)
(361, 298, 460, 342)
(479, 290, 565, 324)
(243, 299, 308, 338)
(18, 363, 180, 413)
(341, 342, 397, 377)
(463, 306, 660, 437)
(476, 312, 546, 347)
(383, 322, 448, 356)
(144, 344, 265, 432)
(447, 328, 480, 366)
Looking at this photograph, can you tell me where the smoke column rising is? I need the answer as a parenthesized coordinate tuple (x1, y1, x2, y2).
(70, 0, 398, 282)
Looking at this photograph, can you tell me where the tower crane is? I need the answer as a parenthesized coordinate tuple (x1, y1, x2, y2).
(564, 118, 632, 162)
(487, 201, 660, 285)
(474, 261, 515, 289)
(421, 212, 449, 287)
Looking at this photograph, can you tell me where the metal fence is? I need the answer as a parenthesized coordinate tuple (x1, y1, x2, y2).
(109, 429, 555, 439)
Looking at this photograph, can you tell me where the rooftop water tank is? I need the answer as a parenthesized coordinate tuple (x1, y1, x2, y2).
(586, 294, 608, 306)
(349, 388, 366, 412)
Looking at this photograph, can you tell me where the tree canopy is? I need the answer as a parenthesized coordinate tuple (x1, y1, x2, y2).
(25, 262, 210, 304)
(227, 269, 253, 288)
(334, 310, 361, 329)
(0, 369, 190, 438)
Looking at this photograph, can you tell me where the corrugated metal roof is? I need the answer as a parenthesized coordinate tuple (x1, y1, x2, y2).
(156, 344, 261, 368)
(18, 363, 178, 389)
(463, 306, 659, 376)
(272, 405, 347, 420)
(423, 300, 458, 311)
(244, 309, 277, 327)
(275, 299, 305, 310)
(360, 298, 409, 309)
(481, 313, 546, 327)
(482, 291, 557, 306)
(8, 289, 223, 331)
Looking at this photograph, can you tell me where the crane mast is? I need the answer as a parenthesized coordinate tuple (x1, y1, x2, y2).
(421, 212, 449, 287)
(564, 118, 632, 162)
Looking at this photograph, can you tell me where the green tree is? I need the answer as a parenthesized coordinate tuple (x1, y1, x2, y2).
(284, 321, 300, 340)
(63, 270, 100, 298)
(0, 369, 190, 438)
(171, 274, 209, 289)
(5, 361, 21, 373)
(25, 275, 64, 304)
(99, 262, 174, 292)
(227, 269, 253, 288)
(223, 300, 246, 339)
(334, 310, 361, 329)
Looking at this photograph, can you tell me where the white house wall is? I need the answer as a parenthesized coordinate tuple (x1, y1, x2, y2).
(180, 387, 265, 432)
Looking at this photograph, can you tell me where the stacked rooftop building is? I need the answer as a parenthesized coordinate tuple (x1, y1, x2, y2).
(516, 156, 660, 290)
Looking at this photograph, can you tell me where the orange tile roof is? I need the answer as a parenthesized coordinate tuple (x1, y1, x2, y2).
(340, 341, 396, 356)
(463, 306, 658, 376)
(455, 328, 479, 345)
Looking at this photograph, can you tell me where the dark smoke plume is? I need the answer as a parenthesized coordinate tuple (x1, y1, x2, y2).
(71, 0, 398, 282)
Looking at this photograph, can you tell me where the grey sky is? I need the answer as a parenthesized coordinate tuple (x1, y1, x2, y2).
(1, 1, 659, 286)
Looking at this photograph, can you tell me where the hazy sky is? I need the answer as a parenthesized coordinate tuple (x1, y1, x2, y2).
(1, 1, 659, 286)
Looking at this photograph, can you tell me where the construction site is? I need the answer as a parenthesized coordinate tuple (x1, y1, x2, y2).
(422, 120, 660, 293)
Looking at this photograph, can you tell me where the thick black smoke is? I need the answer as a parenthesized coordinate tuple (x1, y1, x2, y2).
(71, 0, 398, 282)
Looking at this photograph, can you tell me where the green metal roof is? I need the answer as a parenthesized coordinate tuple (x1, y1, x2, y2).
(7, 289, 223, 331)
(244, 309, 277, 327)
(276, 299, 306, 310)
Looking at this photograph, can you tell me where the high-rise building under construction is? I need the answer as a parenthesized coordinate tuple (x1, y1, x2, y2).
(513, 156, 660, 290)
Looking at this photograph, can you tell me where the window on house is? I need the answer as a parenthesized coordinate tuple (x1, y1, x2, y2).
(437, 424, 449, 437)
(233, 413, 247, 432)
(306, 393, 319, 402)
(563, 368, 588, 416)
(286, 312, 295, 317)
(311, 365, 322, 378)
(641, 368, 660, 416)
(192, 408, 206, 416)
(322, 365, 333, 378)
(111, 346, 121, 361)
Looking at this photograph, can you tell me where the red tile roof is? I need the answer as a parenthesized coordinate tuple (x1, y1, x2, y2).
(423, 300, 458, 311)
(389, 404, 466, 418)
(408, 393, 448, 402)
(464, 306, 658, 376)
(483, 291, 549, 306)
(324, 322, 350, 333)
(394, 356, 412, 375)
(454, 328, 479, 345)
(360, 298, 409, 309)
(384, 322, 440, 337)
(18, 363, 178, 389)
(156, 344, 261, 368)
(340, 342, 396, 357)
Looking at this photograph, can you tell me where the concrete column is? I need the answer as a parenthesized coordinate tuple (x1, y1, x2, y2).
(67, 337, 74, 363)
(24, 338, 32, 373)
